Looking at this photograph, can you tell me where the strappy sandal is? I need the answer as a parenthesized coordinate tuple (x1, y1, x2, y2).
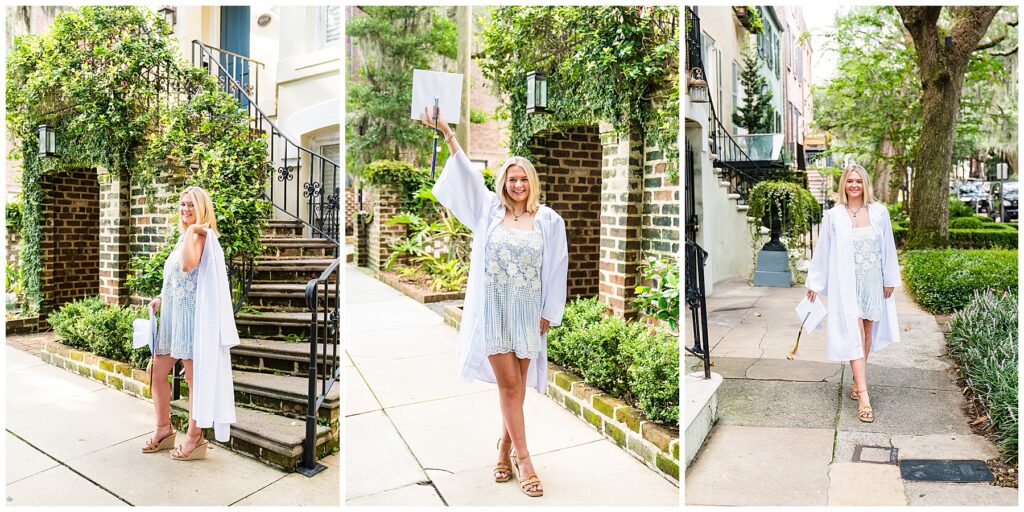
(141, 431, 176, 453)
(494, 438, 512, 483)
(511, 450, 543, 497)
(170, 439, 208, 461)
(850, 387, 859, 401)
(858, 404, 875, 423)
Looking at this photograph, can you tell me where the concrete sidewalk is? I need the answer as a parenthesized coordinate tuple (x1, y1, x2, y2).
(5, 341, 338, 506)
(684, 279, 1017, 506)
(344, 265, 679, 506)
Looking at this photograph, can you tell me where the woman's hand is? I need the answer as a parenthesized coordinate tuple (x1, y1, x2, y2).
(419, 106, 452, 138)
(806, 289, 817, 302)
(883, 286, 894, 299)
(149, 297, 161, 315)
(540, 318, 551, 336)
(188, 223, 210, 238)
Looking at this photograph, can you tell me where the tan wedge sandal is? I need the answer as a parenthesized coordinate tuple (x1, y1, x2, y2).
(170, 439, 208, 461)
(494, 438, 512, 483)
(141, 431, 176, 453)
(858, 404, 875, 423)
(511, 451, 543, 497)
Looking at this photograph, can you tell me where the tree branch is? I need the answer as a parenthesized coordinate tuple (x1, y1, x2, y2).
(974, 33, 1006, 52)
(986, 46, 1018, 57)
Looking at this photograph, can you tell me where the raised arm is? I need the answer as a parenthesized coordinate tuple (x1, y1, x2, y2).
(423, 107, 497, 232)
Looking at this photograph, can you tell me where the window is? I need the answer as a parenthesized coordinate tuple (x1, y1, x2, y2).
(732, 60, 739, 117)
(716, 48, 723, 111)
(315, 5, 341, 50)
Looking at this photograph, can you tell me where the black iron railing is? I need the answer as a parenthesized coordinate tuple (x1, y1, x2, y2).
(297, 257, 340, 476)
(684, 240, 711, 379)
(191, 41, 340, 248)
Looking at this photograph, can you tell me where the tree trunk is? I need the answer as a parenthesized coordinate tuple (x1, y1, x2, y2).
(897, 6, 1000, 248)
(874, 135, 895, 203)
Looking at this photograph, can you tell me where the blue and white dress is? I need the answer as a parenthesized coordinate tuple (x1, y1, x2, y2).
(851, 225, 883, 322)
(154, 237, 199, 359)
(483, 224, 544, 360)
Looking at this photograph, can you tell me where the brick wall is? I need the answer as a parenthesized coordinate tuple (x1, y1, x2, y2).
(345, 187, 357, 236)
(127, 165, 186, 304)
(529, 126, 603, 299)
(598, 126, 645, 318)
(39, 168, 100, 311)
(367, 186, 405, 275)
(6, 229, 20, 269)
(641, 144, 680, 260)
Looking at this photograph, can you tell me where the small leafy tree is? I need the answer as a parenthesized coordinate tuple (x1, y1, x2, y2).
(732, 47, 775, 134)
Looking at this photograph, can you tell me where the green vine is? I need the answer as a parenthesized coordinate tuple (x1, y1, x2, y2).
(479, 6, 679, 168)
(6, 7, 271, 309)
(747, 180, 820, 251)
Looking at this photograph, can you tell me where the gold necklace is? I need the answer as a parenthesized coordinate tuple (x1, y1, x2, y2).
(847, 204, 865, 218)
(512, 208, 526, 222)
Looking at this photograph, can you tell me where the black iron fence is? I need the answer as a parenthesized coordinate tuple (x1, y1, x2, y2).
(191, 41, 340, 247)
(298, 257, 340, 476)
(684, 240, 711, 379)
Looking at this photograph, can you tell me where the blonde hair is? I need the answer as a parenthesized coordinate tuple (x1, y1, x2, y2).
(494, 156, 541, 213)
(836, 163, 875, 205)
(178, 186, 219, 236)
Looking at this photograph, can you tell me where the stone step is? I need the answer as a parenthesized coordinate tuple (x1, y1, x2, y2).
(263, 219, 306, 238)
(261, 238, 339, 259)
(247, 283, 338, 311)
(253, 258, 337, 283)
(170, 398, 335, 471)
(684, 371, 722, 468)
(233, 370, 340, 423)
(231, 338, 340, 377)
(235, 311, 332, 340)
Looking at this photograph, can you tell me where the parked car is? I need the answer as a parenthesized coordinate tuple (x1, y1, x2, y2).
(958, 182, 989, 213)
(988, 181, 1018, 221)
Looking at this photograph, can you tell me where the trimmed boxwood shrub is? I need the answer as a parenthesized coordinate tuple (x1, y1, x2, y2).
(947, 290, 1018, 462)
(547, 296, 679, 424)
(901, 250, 1018, 314)
(949, 198, 975, 218)
(47, 296, 151, 368)
(950, 216, 983, 229)
(949, 228, 1018, 249)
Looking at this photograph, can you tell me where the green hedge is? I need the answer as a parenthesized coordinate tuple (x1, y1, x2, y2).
(901, 250, 1018, 314)
(547, 297, 679, 424)
(47, 296, 150, 368)
(949, 229, 1019, 249)
(950, 216, 983, 229)
(947, 290, 1018, 462)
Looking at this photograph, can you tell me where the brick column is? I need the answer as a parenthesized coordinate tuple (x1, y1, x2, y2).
(98, 167, 130, 305)
(128, 166, 185, 304)
(640, 143, 680, 260)
(598, 124, 644, 318)
(367, 186, 404, 275)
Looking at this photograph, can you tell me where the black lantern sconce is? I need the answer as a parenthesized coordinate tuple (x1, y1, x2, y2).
(159, 6, 177, 28)
(38, 124, 56, 157)
(526, 71, 548, 114)
(687, 68, 710, 104)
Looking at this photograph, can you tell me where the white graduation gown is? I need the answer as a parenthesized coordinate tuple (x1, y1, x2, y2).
(191, 232, 239, 442)
(432, 149, 569, 393)
(805, 202, 900, 361)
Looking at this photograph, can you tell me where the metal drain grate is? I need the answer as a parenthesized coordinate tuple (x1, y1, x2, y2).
(853, 445, 899, 465)
(900, 460, 994, 482)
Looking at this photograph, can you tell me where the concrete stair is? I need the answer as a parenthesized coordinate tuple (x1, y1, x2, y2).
(173, 216, 340, 472)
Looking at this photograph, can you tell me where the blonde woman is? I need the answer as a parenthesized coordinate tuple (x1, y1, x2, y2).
(142, 186, 238, 460)
(420, 107, 568, 497)
(805, 164, 900, 423)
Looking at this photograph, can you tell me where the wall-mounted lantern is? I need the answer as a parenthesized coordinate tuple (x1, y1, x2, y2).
(687, 68, 710, 104)
(38, 124, 56, 157)
(158, 6, 177, 28)
(526, 71, 548, 114)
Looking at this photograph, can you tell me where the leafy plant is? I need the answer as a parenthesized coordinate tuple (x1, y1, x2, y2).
(633, 256, 679, 330)
(947, 290, 1018, 462)
(901, 249, 1018, 314)
(479, 6, 678, 162)
(384, 188, 473, 292)
(733, 45, 775, 134)
(6, 199, 22, 232)
(747, 180, 820, 248)
(47, 296, 151, 368)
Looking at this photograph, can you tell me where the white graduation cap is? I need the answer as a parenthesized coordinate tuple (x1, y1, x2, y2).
(410, 69, 464, 121)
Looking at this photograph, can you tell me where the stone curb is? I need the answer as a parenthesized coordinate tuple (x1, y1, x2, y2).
(41, 340, 156, 400)
(547, 362, 680, 483)
(379, 271, 465, 304)
(5, 315, 44, 335)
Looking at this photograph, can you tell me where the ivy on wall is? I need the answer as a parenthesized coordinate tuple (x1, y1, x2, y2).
(479, 6, 679, 178)
(6, 6, 271, 308)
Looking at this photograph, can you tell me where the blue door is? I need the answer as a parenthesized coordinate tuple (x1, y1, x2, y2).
(220, 6, 251, 106)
